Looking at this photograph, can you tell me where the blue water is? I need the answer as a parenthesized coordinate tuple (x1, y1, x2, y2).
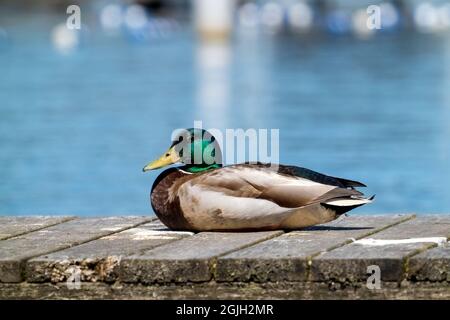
(1, 9, 450, 216)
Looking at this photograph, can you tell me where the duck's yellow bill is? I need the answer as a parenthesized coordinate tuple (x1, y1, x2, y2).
(143, 147, 180, 172)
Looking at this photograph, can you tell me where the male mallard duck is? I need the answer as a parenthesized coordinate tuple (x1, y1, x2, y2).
(143, 128, 373, 231)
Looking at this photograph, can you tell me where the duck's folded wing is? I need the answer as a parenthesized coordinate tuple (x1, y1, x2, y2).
(242, 163, 366, 188)
(182, 165, 366, 215)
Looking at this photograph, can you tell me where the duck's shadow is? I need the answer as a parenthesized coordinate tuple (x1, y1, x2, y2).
(152, 226, 373, 233)
(302, 226, 373, 231)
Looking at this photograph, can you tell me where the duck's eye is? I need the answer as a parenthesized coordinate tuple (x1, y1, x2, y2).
(165, 153, 169, 157)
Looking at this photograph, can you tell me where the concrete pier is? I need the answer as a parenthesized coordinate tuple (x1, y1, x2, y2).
(0, 214, 448, 299)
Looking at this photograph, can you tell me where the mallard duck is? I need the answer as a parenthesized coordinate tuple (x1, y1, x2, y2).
(143, 128, 373, 231)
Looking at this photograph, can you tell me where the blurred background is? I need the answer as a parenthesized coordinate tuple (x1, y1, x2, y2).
(1, 0, 450, 216)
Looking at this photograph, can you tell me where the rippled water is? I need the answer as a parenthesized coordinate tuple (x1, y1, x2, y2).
(1, 10, 450, 216)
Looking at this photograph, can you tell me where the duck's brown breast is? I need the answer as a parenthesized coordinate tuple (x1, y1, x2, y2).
(150, 168, 196, 231)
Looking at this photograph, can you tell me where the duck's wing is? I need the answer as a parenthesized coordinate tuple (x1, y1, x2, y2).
(253, 163, 371, 209)
(232, 162, 366, 188)
(193, 165, 339, 207)
(177, 164, 370, 228)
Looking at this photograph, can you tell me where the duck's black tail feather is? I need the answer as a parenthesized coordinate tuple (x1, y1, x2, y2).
(333, 177, 367, 188)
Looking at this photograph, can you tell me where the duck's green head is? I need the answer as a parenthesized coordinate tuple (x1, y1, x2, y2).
(143, 128, 223, 173)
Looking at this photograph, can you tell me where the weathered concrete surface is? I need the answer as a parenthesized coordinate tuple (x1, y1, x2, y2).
(310, 216, 450, 283)
(0, 216, 151, 283)
(0, 216, 75, 240)
(120, 231, 283, 284)
(215, 215, 413, 282)
(409, 245, 450, 282)
(26, 220, 193, 283)
(0, 214, 448, 299)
